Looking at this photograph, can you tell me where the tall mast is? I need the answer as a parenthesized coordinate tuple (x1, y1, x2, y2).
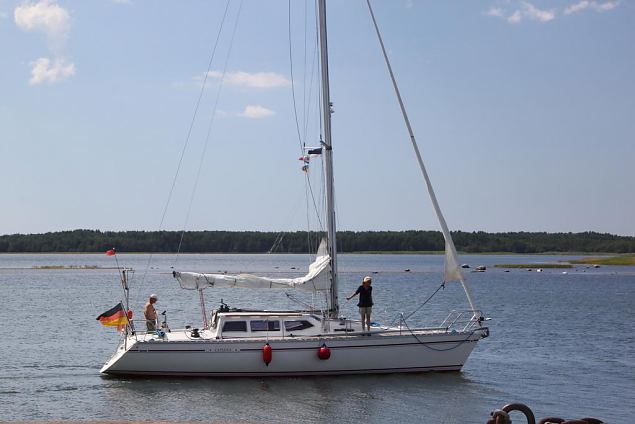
(317, 0, 338, 318)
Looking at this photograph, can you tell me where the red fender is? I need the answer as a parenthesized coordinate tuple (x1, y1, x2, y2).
(263, 343, 272, 366)
(317, 343, 331, 360)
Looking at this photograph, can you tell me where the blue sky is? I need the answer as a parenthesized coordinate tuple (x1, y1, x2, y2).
(0, 0, 633, 236)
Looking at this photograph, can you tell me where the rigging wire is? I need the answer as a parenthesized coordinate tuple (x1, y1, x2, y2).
(315, 0, 324, 139)
(289, 0, 326, 258)
(303, 28, 320, 147)
(305, 174, 324, 232)
(306, 0, 325, 245)
(312, 0, 326, 242)
(288, 0, 313, 257)
(266, 193, 306, 253)
(365, 0, 477, 313)
(302, 4, 325, 252)
(304, 176, 312, 257)
(288, 0, 306, 154)
(139, 0, 232, 285)
(268, 232, 286, 254)
(314, 0, 326, 252)
(403, 282, 445, 322)
(175, 0, 245, 263)
(386, 281, 445, 328)
(302, 0, 308, 139)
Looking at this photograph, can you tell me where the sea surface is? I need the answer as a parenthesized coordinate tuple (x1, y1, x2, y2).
(0, 253, 633, 423)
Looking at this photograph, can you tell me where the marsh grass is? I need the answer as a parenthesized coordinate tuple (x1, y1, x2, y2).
(494, 263, 573, 269)
(569, 255, 635, 266)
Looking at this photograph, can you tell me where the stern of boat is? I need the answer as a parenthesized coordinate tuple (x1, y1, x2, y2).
(100, 335, 136, 374)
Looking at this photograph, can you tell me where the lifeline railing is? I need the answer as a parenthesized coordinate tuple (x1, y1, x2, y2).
(119, 311, 486, 342)
(439, 310, 484, 333)
(122, 319, 168, 340)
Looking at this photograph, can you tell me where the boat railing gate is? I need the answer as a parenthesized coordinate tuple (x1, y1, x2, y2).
(439, 310, 483, 333)
(124, 319, 165, 339)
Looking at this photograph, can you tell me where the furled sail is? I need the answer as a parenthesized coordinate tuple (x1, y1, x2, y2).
(174, 239, 331, 292)
(366, 0, 476, 312)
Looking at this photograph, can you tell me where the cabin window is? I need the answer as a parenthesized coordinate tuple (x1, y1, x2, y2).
(222, 321, 247, 332)
(284, 320, 314, 331)
(250, 320, 281, 332)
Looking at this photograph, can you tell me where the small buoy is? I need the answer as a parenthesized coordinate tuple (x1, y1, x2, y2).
(263, 343, 272, 366)
(317, 343, 331, 360)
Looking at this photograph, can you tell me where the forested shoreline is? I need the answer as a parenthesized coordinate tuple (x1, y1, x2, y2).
(0, 230, 633, 254)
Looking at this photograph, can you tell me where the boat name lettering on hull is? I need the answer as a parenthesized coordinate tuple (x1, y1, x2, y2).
(212, 347, 238, 352)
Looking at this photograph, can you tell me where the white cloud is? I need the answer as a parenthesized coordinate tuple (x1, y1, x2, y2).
(29, 57, 75, 85)
(507, 10, 522, 23)
(14, 0, 70, 46)
(594, 1, 620, 11)
(521, 1, 556, 22)
(488, 0, 620, 22)
(486, 1, 555, 24)
(207, 71, 290, 89)
(564, 0, 590, 14)
(486, 7, 505, 18)
(238, 105, 275, 119)
(14, 1, 75, 85)
(564, 1, 619, 14)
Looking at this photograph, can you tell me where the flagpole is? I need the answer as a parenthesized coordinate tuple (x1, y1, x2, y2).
(107, 248, 135, 337)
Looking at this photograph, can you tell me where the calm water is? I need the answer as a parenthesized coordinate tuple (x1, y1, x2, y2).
(0, 253, 633, 423)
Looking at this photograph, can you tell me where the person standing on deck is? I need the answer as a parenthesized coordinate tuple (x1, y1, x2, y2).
(347, 276, 373, 335)
(144, 294, 158, 332)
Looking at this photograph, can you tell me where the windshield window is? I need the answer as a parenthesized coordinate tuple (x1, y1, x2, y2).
(284, 320, 314, 331)
(222, 321, 247, 332)
(250, 320, 281, 332)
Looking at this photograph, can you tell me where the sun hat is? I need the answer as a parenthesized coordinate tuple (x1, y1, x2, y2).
(363, 276, 372, 283)
(150, 294, 158, 300)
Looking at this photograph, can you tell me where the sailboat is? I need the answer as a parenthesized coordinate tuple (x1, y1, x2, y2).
(100, 0, 489, 377)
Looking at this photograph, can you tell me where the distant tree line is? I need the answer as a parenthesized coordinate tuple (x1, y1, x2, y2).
(0, 230, 633, 254)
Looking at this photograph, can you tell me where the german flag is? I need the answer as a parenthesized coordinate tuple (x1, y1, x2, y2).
(96, 302, 129, 327)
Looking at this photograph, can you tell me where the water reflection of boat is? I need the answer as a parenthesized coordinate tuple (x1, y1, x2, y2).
(99, 0, 488, 377)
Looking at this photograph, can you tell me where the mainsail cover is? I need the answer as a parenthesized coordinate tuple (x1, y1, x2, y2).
(174, 239, 331, 292)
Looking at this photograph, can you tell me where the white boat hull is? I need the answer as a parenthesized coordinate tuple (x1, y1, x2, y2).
(101, 328, 488, 377)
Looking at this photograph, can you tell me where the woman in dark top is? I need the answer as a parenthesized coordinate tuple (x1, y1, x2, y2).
(347, 276, 373, 335)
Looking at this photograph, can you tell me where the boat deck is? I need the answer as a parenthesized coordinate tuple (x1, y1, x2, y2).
(126, 325, 455, 343)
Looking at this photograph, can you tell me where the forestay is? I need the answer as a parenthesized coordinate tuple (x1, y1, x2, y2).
(365, 0, 475, 312)
(174, 239, 331, 292)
